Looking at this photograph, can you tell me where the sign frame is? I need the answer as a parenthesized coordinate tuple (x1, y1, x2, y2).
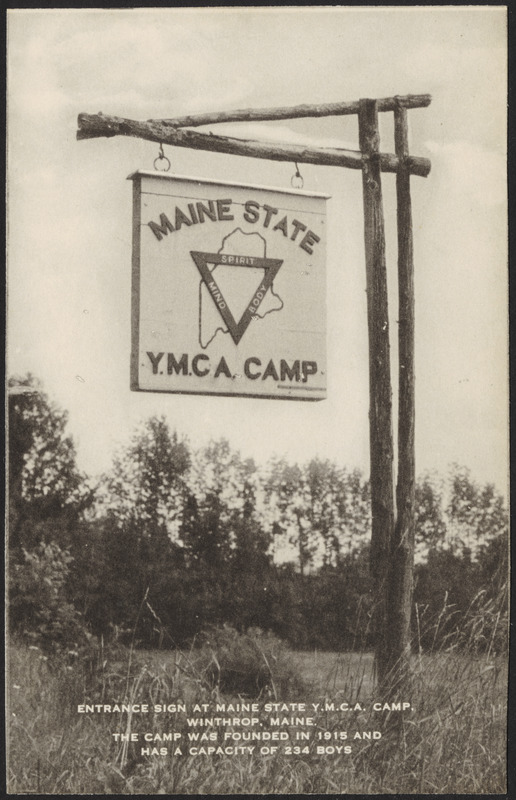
(129, 170, 330, 401)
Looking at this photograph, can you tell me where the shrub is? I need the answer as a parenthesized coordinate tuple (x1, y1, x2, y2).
(193, 624, 309, 698)
(9, 540, 92, 656)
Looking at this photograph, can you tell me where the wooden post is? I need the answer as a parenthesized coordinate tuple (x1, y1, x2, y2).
(387, 102, 416, 687)
(358, 99, 395, 689)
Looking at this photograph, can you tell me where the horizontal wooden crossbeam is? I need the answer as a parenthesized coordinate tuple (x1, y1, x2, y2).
(147, 94, 432, 128)
(76, 112, 431, 177)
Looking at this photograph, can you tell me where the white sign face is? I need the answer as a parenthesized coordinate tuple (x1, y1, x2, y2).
(130, 171, 328, 400)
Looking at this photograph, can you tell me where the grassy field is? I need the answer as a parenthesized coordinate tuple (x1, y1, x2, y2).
(7, 633, 507, 794)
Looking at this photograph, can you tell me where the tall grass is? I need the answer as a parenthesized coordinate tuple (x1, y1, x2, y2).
(7, 596, 507, 794)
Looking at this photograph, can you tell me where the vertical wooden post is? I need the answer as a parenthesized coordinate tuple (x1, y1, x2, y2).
(387, 101, 416, 686)
(358, 99, 395, 689)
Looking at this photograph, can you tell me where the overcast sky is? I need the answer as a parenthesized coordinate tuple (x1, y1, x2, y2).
(7, 7, 508, 493)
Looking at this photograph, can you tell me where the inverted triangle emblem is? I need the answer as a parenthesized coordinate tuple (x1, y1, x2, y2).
(190, 251, 283, 345)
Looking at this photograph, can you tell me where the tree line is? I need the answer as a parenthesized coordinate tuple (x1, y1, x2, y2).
(8, 374, 508, 655)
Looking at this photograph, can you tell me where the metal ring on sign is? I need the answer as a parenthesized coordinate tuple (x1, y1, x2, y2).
(154, 143, 171, 172)
(291, 161, 304, 189)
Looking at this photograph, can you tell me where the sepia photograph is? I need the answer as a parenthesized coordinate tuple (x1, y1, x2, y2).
(6, 6, 509, 795)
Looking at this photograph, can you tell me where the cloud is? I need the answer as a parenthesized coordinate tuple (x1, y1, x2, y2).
(425, 139, 506, 207)
(408, 43, 505, 96)
(10, 14, 254, 119)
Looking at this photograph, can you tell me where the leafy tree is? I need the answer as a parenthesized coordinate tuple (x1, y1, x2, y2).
(184, 439, 267, 566)
(103, 415, 190, 545)
(265, 459, 319, 574)
(181, 440, 273, 632)
(8, 375, 96, 652)
(446, 465, 507, 559)
(265, 458, 370, 573)
(305, 458, 342, 567)
(330, 467, 371, 565)
(10, 541, 91, 655)
(414, 472, 447, 561)
(413, 467, 508, 652)
(8, 374, 94, 553)
(90, 417, 190, 642)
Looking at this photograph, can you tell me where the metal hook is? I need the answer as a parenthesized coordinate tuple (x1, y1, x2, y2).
(291, 161, 304, 189)
(154, 142, 171, 172)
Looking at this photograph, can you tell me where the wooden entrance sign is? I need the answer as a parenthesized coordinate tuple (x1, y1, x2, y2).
(77, 93, 431, 692)
(129, 171, 328, 401)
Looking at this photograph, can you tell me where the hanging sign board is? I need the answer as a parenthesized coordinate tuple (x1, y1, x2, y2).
(129, 171, 328, 400)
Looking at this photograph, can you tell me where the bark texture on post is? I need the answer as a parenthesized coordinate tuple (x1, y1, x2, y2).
(358, 99, 396, 690)
(387, 103, 417, 689)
